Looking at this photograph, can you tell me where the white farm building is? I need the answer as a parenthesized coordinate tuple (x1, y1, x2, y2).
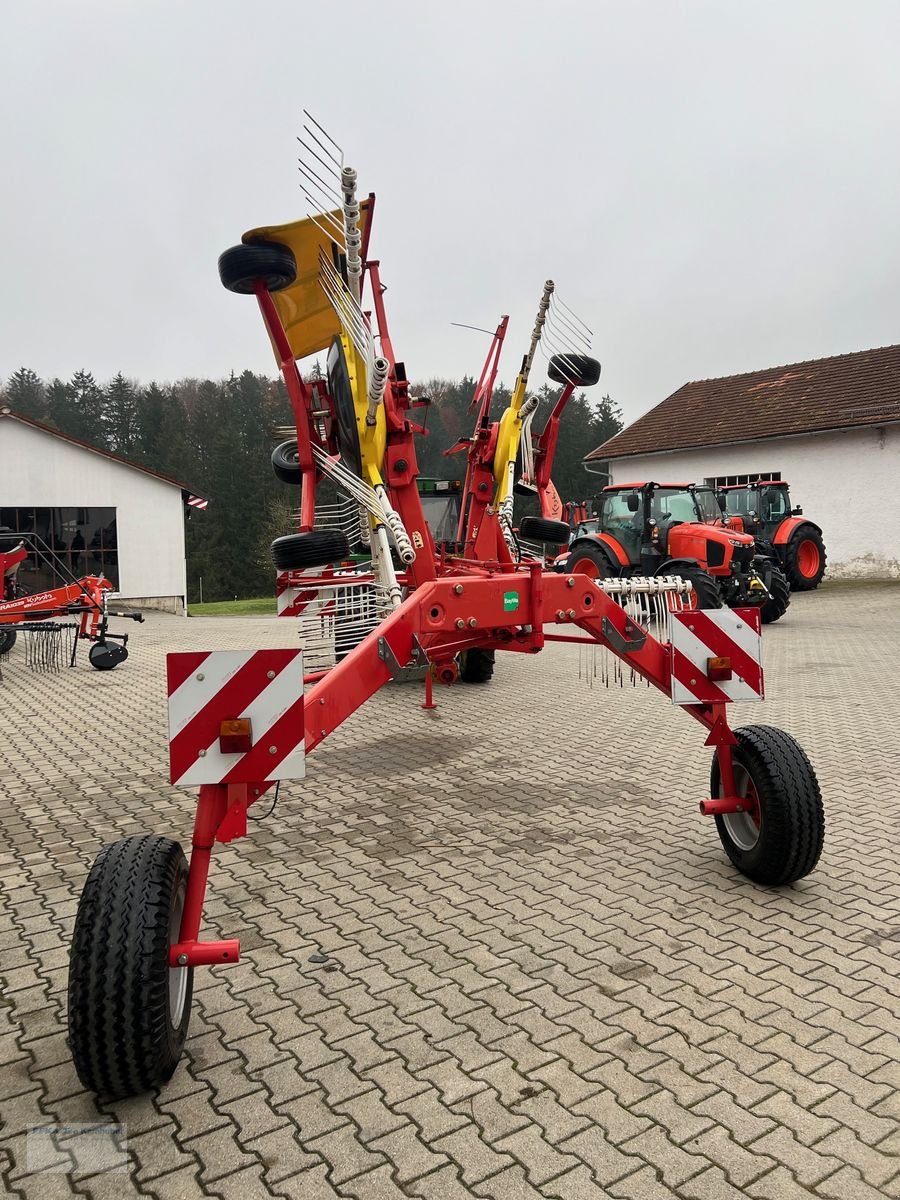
(587, 344, 900, 580)
(0, 407, 195, 611)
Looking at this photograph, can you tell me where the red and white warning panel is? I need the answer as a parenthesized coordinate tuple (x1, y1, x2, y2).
(166, 650, 305, 787)
(669, 607, 764, 705)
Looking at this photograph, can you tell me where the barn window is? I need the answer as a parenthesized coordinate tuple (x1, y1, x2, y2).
(704, 471, 782, 487)
(0, 507, 119, 591)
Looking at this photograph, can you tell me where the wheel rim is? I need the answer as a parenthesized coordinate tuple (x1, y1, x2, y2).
(168, 882, 188, 1027)
(722, 763, 761, 851)
(796, 539, 820, 578)
(571, 558, 600, 579)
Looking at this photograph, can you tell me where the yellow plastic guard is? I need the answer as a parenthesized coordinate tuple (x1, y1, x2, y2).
(243, 200, 372, 364)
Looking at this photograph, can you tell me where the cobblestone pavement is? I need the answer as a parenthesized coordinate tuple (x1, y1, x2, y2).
(1, 582, 899, 1199)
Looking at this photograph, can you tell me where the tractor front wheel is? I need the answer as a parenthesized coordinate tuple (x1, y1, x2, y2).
(674, 566, 722, 610)
(760, 565, 791, 624)
(783, 528, 826, 590)
(68, 835, 194, 1097)
(565, 542, 615, 581)
(709, 726, 824, 885)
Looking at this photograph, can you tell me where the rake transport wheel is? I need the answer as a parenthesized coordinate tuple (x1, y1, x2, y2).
(218, 240, 297, 294)
(0, 628, 17, 654)
(783, 528, 827, 590)
(68, 835, 193, 1098)
(458, 648, 495, 683)
(271, 529, 351, 570)
(271, 439, 301, 485)
(710, 726, 824, 885)
(88, 641, 129, 670)
(760, 565, 791, 624)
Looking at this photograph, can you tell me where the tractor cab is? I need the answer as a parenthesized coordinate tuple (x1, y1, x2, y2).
(417, 478, 462, 550)
(718, 481, 796, 537)
(717, 481, 826, 590)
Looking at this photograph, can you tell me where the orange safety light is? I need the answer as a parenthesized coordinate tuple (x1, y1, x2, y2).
(219, 718, 252, 753)
(707, 656, 733, 682)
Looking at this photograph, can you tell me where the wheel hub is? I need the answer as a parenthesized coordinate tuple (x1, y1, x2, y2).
(722, 765, 761, 851)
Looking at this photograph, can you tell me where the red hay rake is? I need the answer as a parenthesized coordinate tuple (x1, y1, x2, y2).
(67, 125, 824, 1099)
(0, 532, 141, 672)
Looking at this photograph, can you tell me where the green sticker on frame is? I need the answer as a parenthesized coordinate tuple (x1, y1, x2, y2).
(503, 591, 519, 611)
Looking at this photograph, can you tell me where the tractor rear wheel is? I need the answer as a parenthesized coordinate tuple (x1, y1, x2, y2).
(674, 566, 722, 610)
(783, 528, 826, 590)
(271, 530, 351, 570)
(0, 628, 17, 655)
(68, 835, 193, 1098)
(760, 565, 791, 624)
(458, 648, 495, 683)
(565, 542, 615, 580)
(271, 439, 301, 485)
(709, 726, 824, 885)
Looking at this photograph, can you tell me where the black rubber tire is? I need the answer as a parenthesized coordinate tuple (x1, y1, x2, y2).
(520, 516, 570, 545)
(710, 726, 824, 885)
(68, 835, 193, 1098)
(783, 527, 827, 590)
(547, 354, 602, 388)
(271, 529, 351, 570)
(272, 440, 301, 485)
(458, 648, 495, 683)
(673, 565, 723, 609)
(0, 628, 17, 655)
(218, 240, 297, 295)
(760, 565, 791, 624)
(564, 541, 616, 579)
(88, 641, 128, 671)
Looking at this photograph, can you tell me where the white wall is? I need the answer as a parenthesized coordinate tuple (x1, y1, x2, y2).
(1, 420, 187, 601)
(607, 423, 900, 579)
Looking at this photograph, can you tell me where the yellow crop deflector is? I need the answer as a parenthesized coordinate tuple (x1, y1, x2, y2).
(243, 201, 372, 364)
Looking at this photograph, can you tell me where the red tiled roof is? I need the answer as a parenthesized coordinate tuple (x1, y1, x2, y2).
(586, 343, 900, 461)
(0, 406, 202, 498)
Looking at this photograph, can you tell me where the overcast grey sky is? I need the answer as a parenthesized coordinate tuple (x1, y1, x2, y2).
(1, 0, 898, 423)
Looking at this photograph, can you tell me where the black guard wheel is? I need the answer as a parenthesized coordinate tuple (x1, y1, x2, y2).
(675, 566, 723, 610)
(68, 835, 193, 1097)
(759, 564, 791, 624)
(271, 529, 351, 570)
(0, 628, 17, 655)
(783, 527, 827, 590)
(710, 726, 824, 885)
(218, 241, 297, 294)
(520, 516, 570, 545)
(272, 439, 302, 485)
(88, 641, 128, 670)
(458, 648, 495, 683)
(547, 354, 602, 387)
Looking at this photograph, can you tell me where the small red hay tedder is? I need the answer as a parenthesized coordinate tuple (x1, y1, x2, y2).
(67, 125, 825, 1099)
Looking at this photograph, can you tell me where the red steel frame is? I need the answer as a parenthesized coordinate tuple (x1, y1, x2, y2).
(169, 231, 751, 972)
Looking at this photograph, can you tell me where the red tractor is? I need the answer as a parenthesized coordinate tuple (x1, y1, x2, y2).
(565, 482, 791, 623)
(718, 481, 826, 590)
